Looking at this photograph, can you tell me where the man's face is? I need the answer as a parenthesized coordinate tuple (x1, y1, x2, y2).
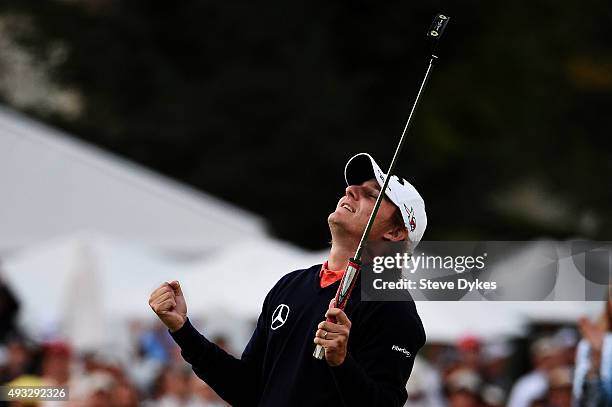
(328, 178, 406, 241)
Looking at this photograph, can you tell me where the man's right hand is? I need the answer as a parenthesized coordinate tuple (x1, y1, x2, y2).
(149, 280, 187, 332)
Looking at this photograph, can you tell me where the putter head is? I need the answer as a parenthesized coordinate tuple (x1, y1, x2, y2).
(427, 13, 450, 41)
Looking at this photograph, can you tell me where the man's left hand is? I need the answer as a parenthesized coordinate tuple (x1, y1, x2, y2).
(314, 307, 351, 366)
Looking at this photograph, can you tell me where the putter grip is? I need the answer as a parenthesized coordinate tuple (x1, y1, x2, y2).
(427, 13, 450, 40)
(313, 259, 362, 360)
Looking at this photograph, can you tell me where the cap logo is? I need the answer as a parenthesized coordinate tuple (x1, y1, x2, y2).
(404, 205, 417, 232)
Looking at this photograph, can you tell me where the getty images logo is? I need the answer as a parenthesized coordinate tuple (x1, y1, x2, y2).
(392, 345, 412, 358)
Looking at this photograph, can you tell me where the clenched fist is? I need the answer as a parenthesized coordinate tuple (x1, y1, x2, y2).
(148, 280, 187, 332)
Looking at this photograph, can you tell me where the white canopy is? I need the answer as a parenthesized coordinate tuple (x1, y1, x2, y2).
(1, 233, 189, 340)
(179, 239, 326, 318)
(1, 231, 603, 348)
(0, 106, 265, 255)
(0, 233, 325, 351)
(416, 302, 525, 343)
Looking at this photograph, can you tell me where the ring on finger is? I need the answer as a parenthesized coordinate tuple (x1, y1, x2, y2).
(323, 331, 328, 339)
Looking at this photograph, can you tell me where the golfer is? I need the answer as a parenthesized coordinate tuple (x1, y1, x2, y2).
(149, 153, 427, 406)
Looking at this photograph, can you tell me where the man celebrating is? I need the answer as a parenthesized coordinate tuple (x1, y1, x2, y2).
(149, 153, 427, 406)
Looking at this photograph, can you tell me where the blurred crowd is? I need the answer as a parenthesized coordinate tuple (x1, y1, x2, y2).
(0, 321, 231, 407)
(407, 297, 612, 407)
(0, 275, 610, 407)
(0, 275, 231, 407)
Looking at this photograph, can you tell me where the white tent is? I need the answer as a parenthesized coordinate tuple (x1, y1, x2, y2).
(416, 302, 526, 343)
(1, 232, 603, 350)
(0, 106, 265, 255)
(179, 239, 325, 318)
(0, 232, 191, 341)
(0, 233, 325, 351)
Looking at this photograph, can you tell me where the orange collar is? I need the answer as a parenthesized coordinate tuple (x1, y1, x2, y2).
(319, 261, 344, 288)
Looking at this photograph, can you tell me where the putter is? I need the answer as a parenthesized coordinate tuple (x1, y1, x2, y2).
(314, 13, 450, 360)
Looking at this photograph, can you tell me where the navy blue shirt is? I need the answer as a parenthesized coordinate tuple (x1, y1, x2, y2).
(170, 264, 426, 406)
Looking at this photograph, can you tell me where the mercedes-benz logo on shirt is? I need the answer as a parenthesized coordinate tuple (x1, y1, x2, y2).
(271, 304, 290, 330)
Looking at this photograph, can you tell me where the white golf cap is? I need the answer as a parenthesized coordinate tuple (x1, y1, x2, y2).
(344, 153, 427, 248)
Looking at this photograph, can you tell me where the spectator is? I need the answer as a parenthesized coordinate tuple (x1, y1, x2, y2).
(481, 384, 506, 407)
(146, 365, 200, 407)
(573, 294, 612, 406)
(445, 368, 483, 407)
(140, 322, 175, 365)
(71, 371, 115, 407)
(457, 335, 482, 372)
(189, 373, 228, 407)
(40, 341, 71, 386)
(0, 338, 32, 383)
(546, 366, 573, 407)
(404, 356, 445, 407)
(507, 336, 564, 407)
(113, 378, 140, 407)
(481, 341, 513, 392)
(553, 327, 579, 366)
(127, 342, 163, 395)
